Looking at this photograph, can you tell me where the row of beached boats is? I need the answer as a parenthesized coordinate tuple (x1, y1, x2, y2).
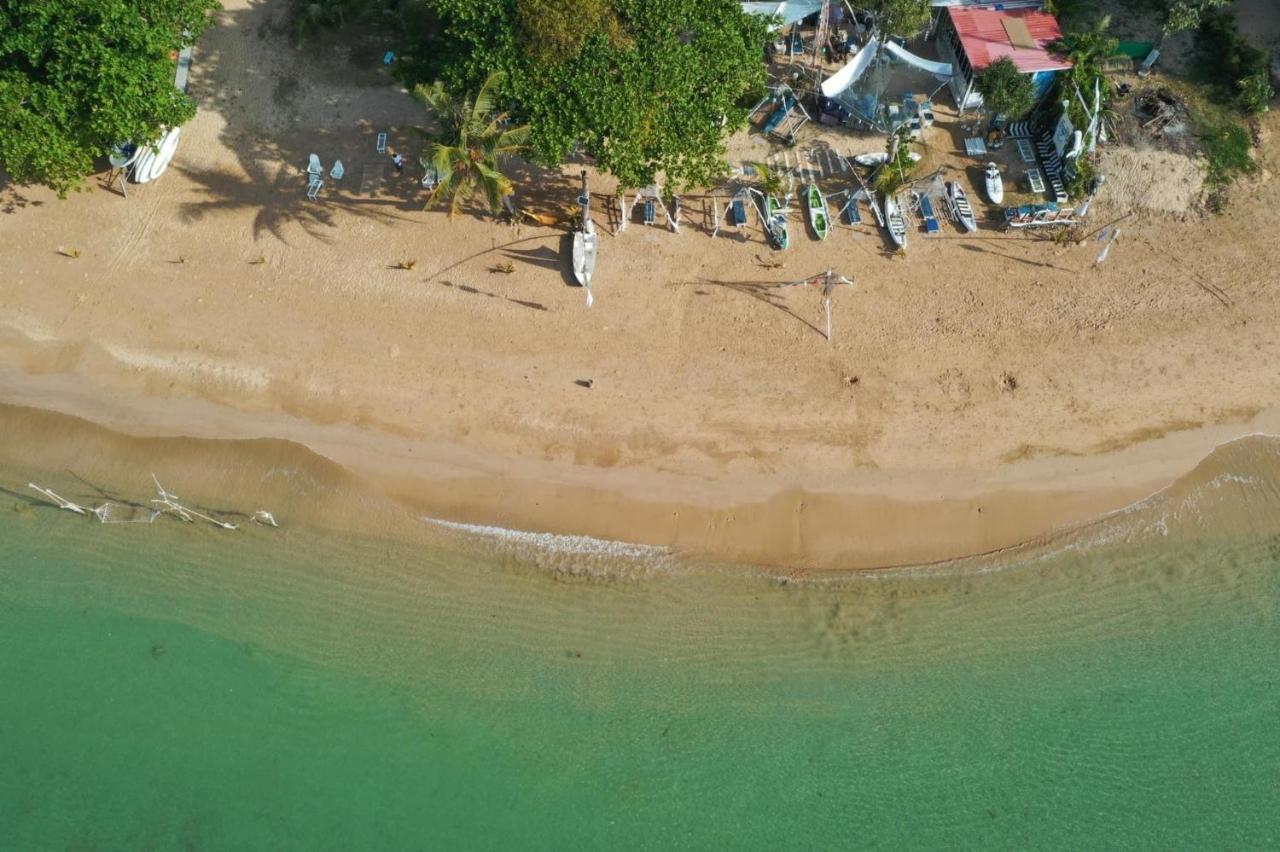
(761, 175, 989, 251)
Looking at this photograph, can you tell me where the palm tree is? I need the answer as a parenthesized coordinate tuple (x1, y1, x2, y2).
(1052, 16, 1118, 84)
(414, 71, 531, 217)
(748, 161, 786, 198)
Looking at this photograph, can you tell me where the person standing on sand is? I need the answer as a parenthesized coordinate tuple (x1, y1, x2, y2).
(391, 152, 405, 175)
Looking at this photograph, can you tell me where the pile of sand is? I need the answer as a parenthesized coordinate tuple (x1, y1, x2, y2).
(1099, 144, 1205, 217)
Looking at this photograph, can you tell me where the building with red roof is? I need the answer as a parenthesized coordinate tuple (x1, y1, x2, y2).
(935, 5, 1072, 112)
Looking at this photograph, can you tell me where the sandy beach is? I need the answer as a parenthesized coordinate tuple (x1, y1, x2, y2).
(3, 0, 1280, 570)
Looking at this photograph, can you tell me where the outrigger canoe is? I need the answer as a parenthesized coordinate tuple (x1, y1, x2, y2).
(767, 194, 790, 249)
(806, 184, 829, 240)
(883, 193, 907, 248)
(947, 181, 977, 232)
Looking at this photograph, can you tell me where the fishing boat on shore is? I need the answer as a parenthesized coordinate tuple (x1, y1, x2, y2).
(984, 162, 1004, 204)
(853, 151, 921, 167)
(766, 194, 790, 249)
(883, 193, 907, 248)
(572, 171, 597, 303)
(947, 181, 977, 232)
(806, 184, 829, 240)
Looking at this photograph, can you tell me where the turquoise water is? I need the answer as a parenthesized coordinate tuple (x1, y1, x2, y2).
(3, 440, 1280, 848)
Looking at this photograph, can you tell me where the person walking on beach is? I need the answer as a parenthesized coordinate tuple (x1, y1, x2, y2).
(391, 152, 405, 175)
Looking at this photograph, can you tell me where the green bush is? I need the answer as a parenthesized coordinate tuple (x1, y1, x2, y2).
(1199, 120, 1255, 188)
(1238, 72, 1274, 115)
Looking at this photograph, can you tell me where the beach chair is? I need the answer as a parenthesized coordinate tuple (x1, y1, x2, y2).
(376, 132, 387, 154)
(643, 199, 656, 226)
(306, 178, 323, 200)
(307, 153, 323, 179)
(1026, 169, 1046, 195)
(329, 160, 344, 180)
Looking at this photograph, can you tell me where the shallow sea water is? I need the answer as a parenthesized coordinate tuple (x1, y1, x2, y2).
(2, 437, 1279, 849)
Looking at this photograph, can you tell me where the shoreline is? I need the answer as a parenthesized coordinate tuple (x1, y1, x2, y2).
(4, 366, 1276, 571)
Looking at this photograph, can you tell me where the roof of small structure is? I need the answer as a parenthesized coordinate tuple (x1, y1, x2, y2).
(948, 6, 1072, 74)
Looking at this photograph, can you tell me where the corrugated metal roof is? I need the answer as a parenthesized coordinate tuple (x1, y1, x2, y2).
(949, 7, 1072, 74)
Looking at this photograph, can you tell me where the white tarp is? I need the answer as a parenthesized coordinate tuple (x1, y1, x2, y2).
(881, 41, 952, 77)
(821, 38, 880, 97)
(741, 1, 824, 28)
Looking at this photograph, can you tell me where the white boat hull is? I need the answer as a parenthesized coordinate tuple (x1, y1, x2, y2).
(947, 182, 978, 232)
(573, 225, 597, 287)
(984, 164, 1004, 204)
(883, 194, 907, 248)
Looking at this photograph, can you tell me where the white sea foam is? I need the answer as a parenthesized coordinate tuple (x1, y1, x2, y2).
(421, 517, 672, 561)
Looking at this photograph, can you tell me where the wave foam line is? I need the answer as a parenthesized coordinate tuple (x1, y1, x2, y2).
(421, 517, 671, 560)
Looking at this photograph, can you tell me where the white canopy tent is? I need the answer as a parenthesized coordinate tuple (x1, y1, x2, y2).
(740, 1, 825, 28)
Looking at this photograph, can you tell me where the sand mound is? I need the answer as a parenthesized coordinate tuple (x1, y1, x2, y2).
(1100, 144, 1204, 217)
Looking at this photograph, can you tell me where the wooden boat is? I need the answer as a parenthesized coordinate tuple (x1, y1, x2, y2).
(766, 194, 789, 250)
(947, 181, 977, 232)
(572, 171, 597, 298)
(883, 193, 907, 248)
(806, 184, 829, 240)
(853, 151, 922, 167)
(984, 162, 1004, 204)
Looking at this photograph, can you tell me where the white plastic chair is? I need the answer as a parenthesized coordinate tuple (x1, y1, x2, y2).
(330, 160, 344, 180)
(307, 153, 322, 178)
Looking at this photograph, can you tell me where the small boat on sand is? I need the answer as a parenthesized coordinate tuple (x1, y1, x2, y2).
(854, 151, 922, 167)
(947, 181, 977, 232)
(767, 194, 790, 249)
(806, 183, 830, 240)
(984, 162, 1004, 204)
(571, 171, 597, 303)
(884, 193, 907, 248)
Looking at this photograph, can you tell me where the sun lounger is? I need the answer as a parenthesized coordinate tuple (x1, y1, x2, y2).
(308, 153, 322, 179)
(731, 197, 747, 226)
(643, 199, 656, 225)
(1016, 138, 1035, 162)
(376, 132, 387, 154)
(1026, 168, 1045, 194)
(964, 137, 987, 156)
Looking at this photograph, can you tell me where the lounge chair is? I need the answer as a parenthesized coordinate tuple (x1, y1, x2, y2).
(306, 178, 323, 200)
(643, 199, 656, 226)
(307, 154, 322, 179)
(376, 132, 387, 154)
(731, 197, 747, 226)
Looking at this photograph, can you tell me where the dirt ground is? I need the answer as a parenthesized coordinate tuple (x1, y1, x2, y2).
(2, 0, 1280, 567)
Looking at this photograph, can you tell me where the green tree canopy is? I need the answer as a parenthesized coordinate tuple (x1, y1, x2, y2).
(975, 57, 1036, 118)
(402, 0, 769, 191)
(1163, 0, 1230, 34)
(0, 0, 219, 195)
(868, 0, 932, 39)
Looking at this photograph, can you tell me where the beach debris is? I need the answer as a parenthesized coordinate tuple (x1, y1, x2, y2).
(252, 510, 279, 527)
(27, 483, 88, 515)
(491, 262, 515, 274)
(574, 379, 594, 389)
(392, 259, 417, 271)
(248, 255, 266, 265)
(171, 256, 186, 264)
(58, 247, 81, 259)
(999, 372, 1018, 392)
(754, 254, 783, 269)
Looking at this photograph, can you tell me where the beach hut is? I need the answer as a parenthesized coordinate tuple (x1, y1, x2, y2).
(935, 5, 1072, 112)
